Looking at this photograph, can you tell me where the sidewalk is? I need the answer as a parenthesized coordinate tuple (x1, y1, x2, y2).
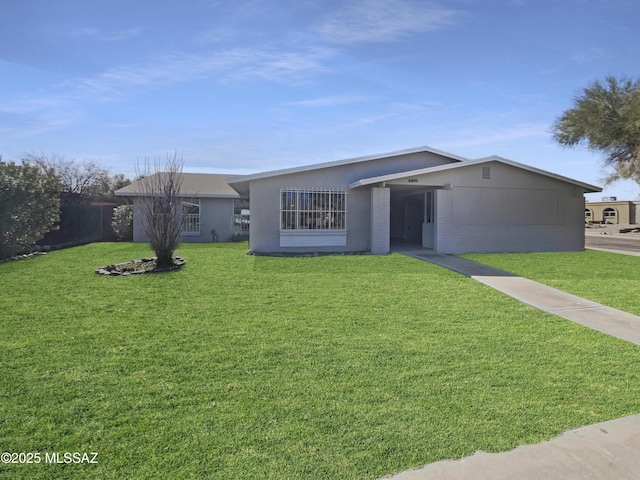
(587, 246, 640, 256)
(383, 414, 640, 480)
(381, 249, 640, 480)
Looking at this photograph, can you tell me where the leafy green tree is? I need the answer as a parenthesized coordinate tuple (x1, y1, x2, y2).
(552, 76, 640, 184)
(103, 173, 132, 196)
(0, 158, 60, 258)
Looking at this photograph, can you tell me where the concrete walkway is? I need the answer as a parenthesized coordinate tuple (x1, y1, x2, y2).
(401, 249, 640, 346)
(380, 249, 640, 480)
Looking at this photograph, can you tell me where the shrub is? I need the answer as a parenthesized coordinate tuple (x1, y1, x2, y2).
(0, 159, 60, 259)
(111, 204, 133, 241)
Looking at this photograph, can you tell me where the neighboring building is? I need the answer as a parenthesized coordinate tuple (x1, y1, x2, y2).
(227, 146, 601, 255)
(115, 173, 248, 243)
(585, 200, 636, 224)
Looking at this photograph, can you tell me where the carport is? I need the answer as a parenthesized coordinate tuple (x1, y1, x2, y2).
(359, 180, 446, 255)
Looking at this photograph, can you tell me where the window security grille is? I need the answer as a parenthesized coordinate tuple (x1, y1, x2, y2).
(281, 188, 346, 230)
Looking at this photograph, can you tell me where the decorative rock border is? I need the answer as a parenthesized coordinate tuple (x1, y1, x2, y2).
(95, 256, 185, 276)
(0, 252, 47, 264)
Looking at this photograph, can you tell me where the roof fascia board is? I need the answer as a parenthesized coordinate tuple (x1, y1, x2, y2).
(226, 145, 468, 185)
(479, 156, 602, 192)
(349, 158, 489, 188)
(114, 192, 239, 198)
(349, 156, 602, 192)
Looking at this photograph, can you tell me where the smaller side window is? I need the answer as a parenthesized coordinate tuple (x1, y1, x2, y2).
(183, 199, 200, 233)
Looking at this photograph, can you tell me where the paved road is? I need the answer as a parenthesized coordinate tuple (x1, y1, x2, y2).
(585, 233, 640, 253)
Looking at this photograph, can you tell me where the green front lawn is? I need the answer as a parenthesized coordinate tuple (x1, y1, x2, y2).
(2, 243, 640, 479)
(460, 250, 640, 316)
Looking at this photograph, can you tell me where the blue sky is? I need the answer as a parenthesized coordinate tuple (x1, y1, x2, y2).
(1, 0, 638, 200)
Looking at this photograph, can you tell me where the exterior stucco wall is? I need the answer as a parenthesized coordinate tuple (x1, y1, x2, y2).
(131, 196, 236, 243)
(248, 151, 456, 253)
(196, 197, 236, 242)
(132, 197, 147, 243)
(248, 170, 373, 253)
(412, 162, 585, 253)
(371, 187, 390, 254)
(434, 188, 584, 253)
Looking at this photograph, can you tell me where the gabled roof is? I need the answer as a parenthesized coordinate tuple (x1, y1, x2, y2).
(348, 155, 602, 193)
(115, 173, 242, 198)
(226, 145, 468, 187)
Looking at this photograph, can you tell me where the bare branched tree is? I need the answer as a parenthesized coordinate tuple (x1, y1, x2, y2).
(26, 153, 111, 201)
(25, 153, 131, 204)
(135, 152, 185, 268)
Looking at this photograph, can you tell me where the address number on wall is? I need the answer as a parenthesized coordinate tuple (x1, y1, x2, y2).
(407, 178, 419, 183)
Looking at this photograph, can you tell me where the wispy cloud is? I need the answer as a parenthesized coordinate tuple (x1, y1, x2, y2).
(0, 106, 79, 139)
(441, 123, 550, 150)
(315, 0, 461, 44)
(570, 47, 608, 64)
(291, 94, 377, 107)
(1, 43, 336, 140)
(70, 46, 334, 99)
(308, 100, 441, 134)
(45, 25, 144, 42)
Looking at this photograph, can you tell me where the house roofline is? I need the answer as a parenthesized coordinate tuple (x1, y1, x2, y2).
(115, 172, 243, 197)
(114, 191, 240, 198)
(349, 155, 602, 193)
(226, 145, 469, 186)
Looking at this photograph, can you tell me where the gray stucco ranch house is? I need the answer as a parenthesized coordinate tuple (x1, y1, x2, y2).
(117, 146, 601, 254)
(115, 173, 249, 243)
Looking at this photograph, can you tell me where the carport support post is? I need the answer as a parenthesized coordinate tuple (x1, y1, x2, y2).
(371, 186, 390, 254)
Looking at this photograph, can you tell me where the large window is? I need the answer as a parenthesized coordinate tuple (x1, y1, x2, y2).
(182, 199, 200, 233)
(281, 188, 346, 230)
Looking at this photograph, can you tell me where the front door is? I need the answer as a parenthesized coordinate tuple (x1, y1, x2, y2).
(403, 196, 423, 243)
